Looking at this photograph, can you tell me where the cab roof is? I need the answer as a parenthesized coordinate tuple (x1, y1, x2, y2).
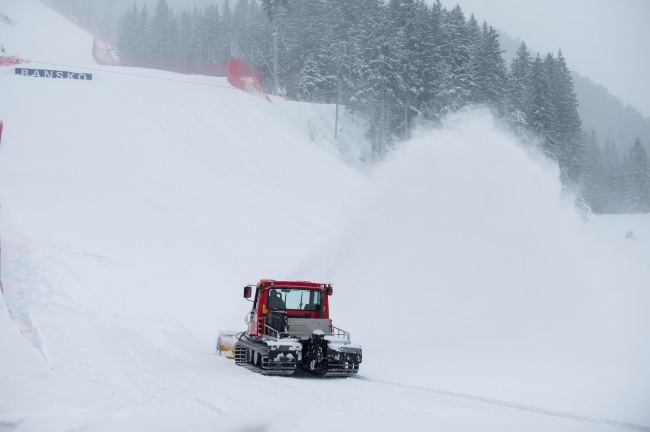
(258, 279, 329, 289)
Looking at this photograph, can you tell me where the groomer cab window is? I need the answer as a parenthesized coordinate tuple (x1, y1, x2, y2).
(269, 288, 322, 311)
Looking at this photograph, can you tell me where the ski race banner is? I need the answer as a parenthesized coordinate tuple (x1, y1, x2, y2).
(15, 68, 92, 80)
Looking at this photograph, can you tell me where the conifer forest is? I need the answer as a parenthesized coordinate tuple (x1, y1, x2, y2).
(57, 0, 650, 214)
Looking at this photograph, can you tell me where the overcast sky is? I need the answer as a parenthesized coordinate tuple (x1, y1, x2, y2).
(438, 0, 650, 118)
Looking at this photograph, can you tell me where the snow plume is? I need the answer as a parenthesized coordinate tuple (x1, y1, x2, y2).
(310, 109, 650, 422)
(330, 109, 585, 334)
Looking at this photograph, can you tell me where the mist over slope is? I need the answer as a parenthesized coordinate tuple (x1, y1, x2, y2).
(1, 1, 650, 430)
(499, 30, 650, 152)
(307, 110, 650, 420)
(573, 71, 650, 151)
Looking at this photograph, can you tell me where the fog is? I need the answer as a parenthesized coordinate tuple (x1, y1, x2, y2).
(440, 0, 650, 118)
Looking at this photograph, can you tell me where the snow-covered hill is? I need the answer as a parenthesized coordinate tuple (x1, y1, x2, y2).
(1, 1, 649, 431)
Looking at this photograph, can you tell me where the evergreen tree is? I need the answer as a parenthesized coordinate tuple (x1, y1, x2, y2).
(278, 0, 307, 98)
(527, 54, 557, 159)
(473, 22, 508, 116)
(137, 4, 151, 67)
(294, 0, 336, 103)
(177, 10, 193, 72)
(553, 51, 583, 186)
(260, 0, 289, 22)
(441, 5, 471, 112)
(581, 130, 605, 212)
(246, 1, 273, 85)
(116, 3, 139, 65)
(624, 138, 650, 213)
(192, 6, 210, 70)
(149, 0, 172, 68)
(409, 0, 436, 124)
(348, 0, 384, 117)
(465, 14, 481, 101)
(601, 140, 624, 212)
(508, 42, 532, 133)
(167, 12, 180, 70)
(388, 0, 422, 140)
(260, 0, 288, 95)
(232, 0, 249, 59)
(353, 1, 400, 158)
(422, 0, 446, 121)
(542, 53, 560, 160)
(327, 0, 360, 108)
(220, 0, 233, 61)
(244, 1, 271, 70)
(205, 4, 222, 63)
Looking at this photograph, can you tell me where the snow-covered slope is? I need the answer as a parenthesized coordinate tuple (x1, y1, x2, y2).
(1, 1, 649, 431)
(0, 0, 94, 64)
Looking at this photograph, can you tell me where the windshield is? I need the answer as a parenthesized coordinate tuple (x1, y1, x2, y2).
(268, 288, 322, 311)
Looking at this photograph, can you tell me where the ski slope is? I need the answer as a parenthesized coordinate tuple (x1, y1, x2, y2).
(1, 1, 649, 431)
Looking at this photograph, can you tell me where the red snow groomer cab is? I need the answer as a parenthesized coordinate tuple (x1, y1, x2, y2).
(234, 279, 362, 377)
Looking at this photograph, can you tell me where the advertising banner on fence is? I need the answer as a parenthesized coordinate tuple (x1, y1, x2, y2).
(15, 68, 92, 80)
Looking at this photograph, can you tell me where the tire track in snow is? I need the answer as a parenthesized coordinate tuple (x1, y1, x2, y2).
(363, 377, 650, 431)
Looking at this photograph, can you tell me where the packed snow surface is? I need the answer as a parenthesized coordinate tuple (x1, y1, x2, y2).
(1, 1, 649, 431)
